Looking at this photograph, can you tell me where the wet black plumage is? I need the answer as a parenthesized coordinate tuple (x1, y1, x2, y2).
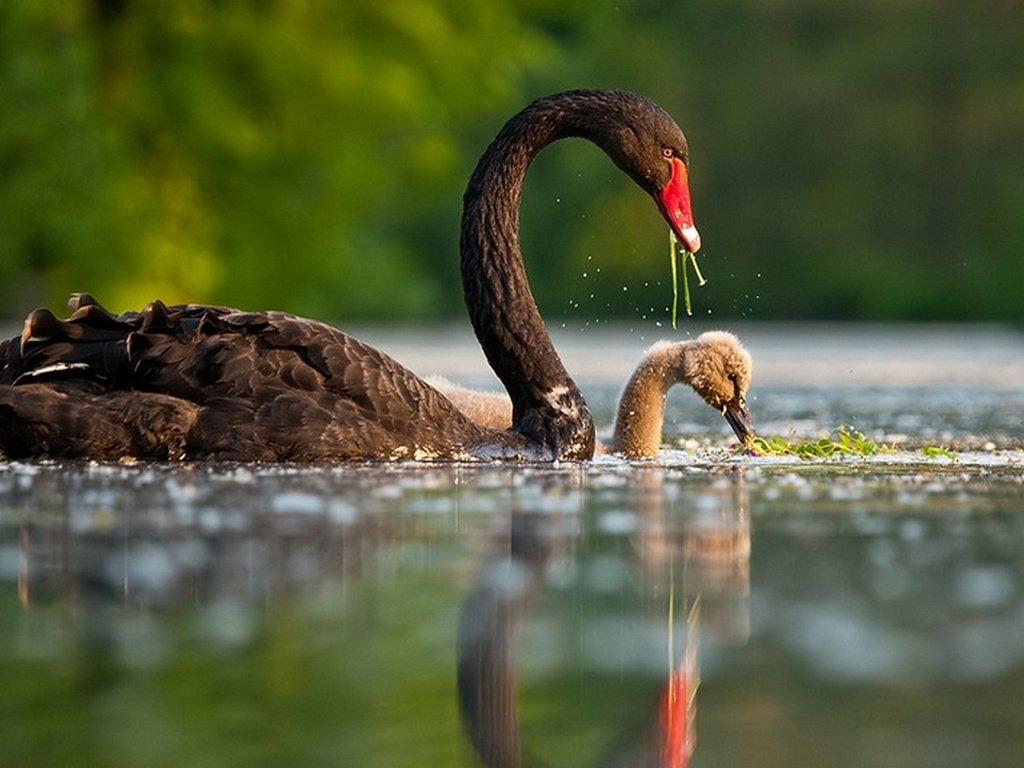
(1, 296, 493, 461)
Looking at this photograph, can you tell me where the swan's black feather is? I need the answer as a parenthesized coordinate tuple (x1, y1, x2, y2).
(0, 298, 505, 460)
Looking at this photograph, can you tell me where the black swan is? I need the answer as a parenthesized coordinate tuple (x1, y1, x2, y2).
(0, 90, 702, 462)
(429, 331, 754, 458)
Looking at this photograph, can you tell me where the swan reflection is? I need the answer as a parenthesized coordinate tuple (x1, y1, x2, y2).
(457, 473, 751, 767)
(4, 463, 751, 766)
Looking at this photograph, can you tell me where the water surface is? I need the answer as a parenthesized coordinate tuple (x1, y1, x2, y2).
(1, 324, 1022, 767)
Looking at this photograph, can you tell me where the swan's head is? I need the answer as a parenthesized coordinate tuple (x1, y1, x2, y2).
(587, 91, 701, 253)
(672, 331, 754, 443)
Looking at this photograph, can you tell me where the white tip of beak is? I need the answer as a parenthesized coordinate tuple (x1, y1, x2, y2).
(679, 225, 701, 253)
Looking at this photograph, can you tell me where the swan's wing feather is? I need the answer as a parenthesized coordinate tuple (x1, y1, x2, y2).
(124, 309, 444, 424)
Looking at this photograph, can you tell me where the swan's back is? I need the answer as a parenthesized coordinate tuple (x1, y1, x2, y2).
(0, 296, 497, 461)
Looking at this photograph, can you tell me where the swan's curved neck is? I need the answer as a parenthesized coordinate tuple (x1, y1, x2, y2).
(460, 95, 615, 459)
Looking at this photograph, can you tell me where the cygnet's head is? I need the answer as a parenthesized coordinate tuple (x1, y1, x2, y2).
(677, 330, 754, 442)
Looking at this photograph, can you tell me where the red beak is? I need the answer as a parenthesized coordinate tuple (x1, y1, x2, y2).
(657, 157, 701, 253)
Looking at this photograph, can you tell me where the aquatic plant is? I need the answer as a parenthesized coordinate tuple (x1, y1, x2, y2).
(920, 445, 958, 459)
(669, 230, 706, 327)
(747, 427, 892, 459)
(746, 428, 963, 461)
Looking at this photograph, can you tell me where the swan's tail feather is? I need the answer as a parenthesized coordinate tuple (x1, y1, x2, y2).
(4, 303, 132, 391)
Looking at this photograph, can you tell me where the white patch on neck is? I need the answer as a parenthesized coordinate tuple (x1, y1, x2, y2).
(544, 384, 581, 419)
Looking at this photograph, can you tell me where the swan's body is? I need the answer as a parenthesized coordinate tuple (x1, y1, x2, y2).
(0, 90, 701, 462)
(0, 297, 502, 461)
(429, 331, 754, 458)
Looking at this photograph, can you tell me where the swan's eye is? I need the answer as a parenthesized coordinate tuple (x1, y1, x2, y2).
(661, 147, 674, 159)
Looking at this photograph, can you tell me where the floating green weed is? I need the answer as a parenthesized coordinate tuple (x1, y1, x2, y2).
(747, 429, 962, 460)
(668, 230, 706, 328)
(921, 445, 958, 460)
(747, 427, 892, 459)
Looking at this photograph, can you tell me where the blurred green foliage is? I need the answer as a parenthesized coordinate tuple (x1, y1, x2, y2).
(1, 0, 1022, 322)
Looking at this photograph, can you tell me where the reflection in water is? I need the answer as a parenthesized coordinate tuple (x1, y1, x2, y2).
(5, 462, 1021, 767)
(2, 462, 752, 768)
(631, 469, 751, 648)
(457, 512, 543, 768)
(456, 474, 751, 767)
(682, 476, 750, 648)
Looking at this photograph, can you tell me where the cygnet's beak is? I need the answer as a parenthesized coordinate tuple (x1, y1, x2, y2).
(722, 396, 755, 444)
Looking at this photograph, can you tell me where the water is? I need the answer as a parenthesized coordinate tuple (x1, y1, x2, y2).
(0, 324, 1022, 767)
